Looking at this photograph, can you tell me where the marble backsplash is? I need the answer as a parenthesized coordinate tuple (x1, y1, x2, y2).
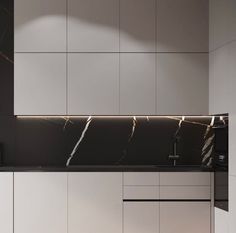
(0, 115, 223, 167)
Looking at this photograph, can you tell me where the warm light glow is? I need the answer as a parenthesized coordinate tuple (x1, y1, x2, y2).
(15, 115, 227, 119)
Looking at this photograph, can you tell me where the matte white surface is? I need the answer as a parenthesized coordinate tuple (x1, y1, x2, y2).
(15, 0, 66, 52)
(68, 53, 119, 115)
(230, 113, 236, 176)
(124, 172, 159, 186)
(124, 186, 160, 199)
(68, 0, 119, 52)
(120, 53, 156, 115)
(14, 53, 66, 115)
(68, 172, 122, 233)
(120, 0, 156, 52)
(209, 42, 236, 177)
(14, 173, 67, 233)
(160, 202, 211, 233)
(215, 207, 229, 233)
(156, 53, 209, 115)
(209, 0, 236, 51)
(160, 186, 211, 199)
(209, 46, 232, 114)
(0, 173, 13, 233)
(160, 172, 211, 186)
(124, 202, 159, 233)
(157, 0, 208, 52)
(229, 175, 236, 233)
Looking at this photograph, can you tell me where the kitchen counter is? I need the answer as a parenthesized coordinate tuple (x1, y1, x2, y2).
(0, 165, 213, 172)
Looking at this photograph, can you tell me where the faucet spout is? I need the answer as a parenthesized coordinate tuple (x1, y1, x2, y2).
(168, 137, 180, 166)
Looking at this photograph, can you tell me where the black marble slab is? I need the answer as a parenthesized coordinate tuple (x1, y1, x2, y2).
(0, 116, 218, 167)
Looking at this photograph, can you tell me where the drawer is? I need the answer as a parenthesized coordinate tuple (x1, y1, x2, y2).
(160, 186, 211, 199)
(160, 172, 211, 186)
(124, 186, 159, 199)
(123, 172, 159, 186)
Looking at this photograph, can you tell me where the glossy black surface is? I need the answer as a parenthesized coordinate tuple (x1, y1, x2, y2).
(214, 117, 228, 211)
(0, 116, 215, 167)
(0, 165, 213, 172)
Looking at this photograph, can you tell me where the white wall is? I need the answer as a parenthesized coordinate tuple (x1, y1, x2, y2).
(209, 0, 236, 233)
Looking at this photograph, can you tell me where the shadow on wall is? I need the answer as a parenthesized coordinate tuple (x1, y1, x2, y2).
(14, 0, 209, 52)
(15, 0, 156, 46)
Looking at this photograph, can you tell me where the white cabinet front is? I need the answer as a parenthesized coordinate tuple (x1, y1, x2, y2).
(14, 53, 67, 115)
(124, 202, 159, 233)
(68, 0, 119, 52)
(120, 53, 156, 115)
(156, 53, 209, 115)
(15, 0, 66, 52)
(120, 0, 156, 52)
(14, 173, 67, 233)
(68, 53, 119, 115)
(0, 173, 13, 233)
(160, 202, 211, 233)
(68, 172, 122, 233)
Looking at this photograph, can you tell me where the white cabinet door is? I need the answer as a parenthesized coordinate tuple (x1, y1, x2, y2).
(68, 0, 119, 52)
(120, 53, 156, 115)
(0, 173, 13, 233)
(14, 53, 67, 115)
(14, 173, 67, 233)
(160, 202, 211, 233)
(68, 53, 119, 115)
(120, 0, 156, 52)
(15, 0, 66, 52)
(124, 202, 159, 233)
(156, 53, 209, 115)
(68, 172, 122, 233)
(157, 0, 208, 52)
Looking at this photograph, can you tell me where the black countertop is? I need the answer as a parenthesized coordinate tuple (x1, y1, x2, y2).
(0, 165, 213, 172)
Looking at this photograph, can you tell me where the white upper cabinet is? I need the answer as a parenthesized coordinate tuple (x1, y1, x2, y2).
(68, 0, 119, 52)
(209, 0, 236, 51)
(68, 172, 122, 233)
(14, 173, 67, 233)
(156, 53, 209, 115)
(14, 0, 209, 115)
(120, 0, 156, 52)
(15, 0, 66, 52)
(68, 53, 119, 115)
(14, 53, 67, 115)
(157, 0, 209, 52)
(120, 53, 156, 115)
(0, 173, 13, 233)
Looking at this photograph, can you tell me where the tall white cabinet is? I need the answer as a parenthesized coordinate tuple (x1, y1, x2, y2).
(14, 173, 67, 233)
(14, 0, 209, 116)
(0, 173, 13, 233)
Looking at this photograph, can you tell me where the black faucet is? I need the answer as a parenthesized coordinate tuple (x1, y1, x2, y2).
(168, 136, 180, 166)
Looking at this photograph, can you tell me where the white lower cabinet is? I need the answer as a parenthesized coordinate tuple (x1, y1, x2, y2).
(68, 172, 122, 233)
(124, 202, 159, 233)
(11, 171, 211, 233)
(160, 202, 211, 233)
(14, 173, 67, 233)
(0, 173, 13, 233)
